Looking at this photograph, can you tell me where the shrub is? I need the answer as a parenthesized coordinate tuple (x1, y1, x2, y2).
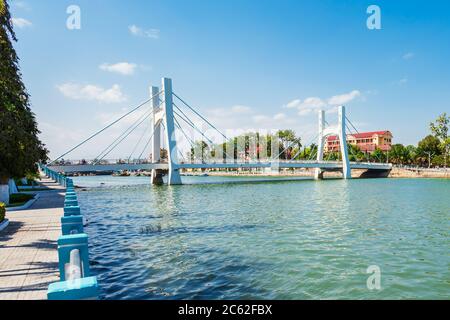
(0, 202, 5, 223)
(9, 193, 34, 204)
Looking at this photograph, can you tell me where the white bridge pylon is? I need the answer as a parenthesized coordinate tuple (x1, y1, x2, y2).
(315, 106, 351, 180)
(150, 78, 182, 185)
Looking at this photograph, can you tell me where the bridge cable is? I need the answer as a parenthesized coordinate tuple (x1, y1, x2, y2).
(49, 91, 162, 164)
(173, 103, 197, 129)
(91, 108, 153, 164)
(291, 133, 319, 160)
(345, 122, 379, 163)
(93, 111, 154, 164)
(127, 122, 150, 163)
(173, 112, 234, 161)
(96, 98, 166, 164)
(136, 124, 159, 161)
(173, 101, 233, 161)
(174, 117, 196, 150)
(174, 120, 196, 162)
(172, 92, 229, 141)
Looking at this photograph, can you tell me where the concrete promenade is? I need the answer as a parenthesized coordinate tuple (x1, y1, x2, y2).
(0, 178, 64, 300)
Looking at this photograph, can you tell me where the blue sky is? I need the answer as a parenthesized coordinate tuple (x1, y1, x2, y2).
(9, 0, 450, 159)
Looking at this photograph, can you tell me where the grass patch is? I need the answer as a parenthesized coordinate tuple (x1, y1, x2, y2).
(17, 187, 48, 191)
(6, 193, 35, 208)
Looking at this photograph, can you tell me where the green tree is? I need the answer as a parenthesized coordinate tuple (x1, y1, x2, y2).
(417, 135, 442, 168)
(388, 144, 413, 165)
(370, 148, 386, 163)
(276, 129, 301, 160)
(429, 113, 450, 167)
(0, 0, 48, 203)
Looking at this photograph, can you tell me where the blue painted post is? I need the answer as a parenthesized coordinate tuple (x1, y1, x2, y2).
(65, 192, 77, 197)
(47, 276, 99, 300)
(64, 199, 79, 207)
(57, 233, 91, 281)
(65, 195, 77, 201)
(66, 178, 74, 187)
(61, 216, 84, 235)
(64, 206, 81, 217)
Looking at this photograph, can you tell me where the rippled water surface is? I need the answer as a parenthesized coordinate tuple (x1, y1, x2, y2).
(73, 176, 450, 299)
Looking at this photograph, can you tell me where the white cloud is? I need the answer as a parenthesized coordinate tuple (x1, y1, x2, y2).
(298, 108, 313, 117)
(12, 1, 31, 10)
(100, 62, 137, 76)
(327, 90, 361, 105)
(285, 97, 327, 117)
(286, 90, 361, 117)
(252, 115, 271, 124)
(57, 83, 126, 103)
(285, 99, 301, 109)
(273, 113, 286, 121)
(402, 52, 414, 60)
(230, 105, 251, 114)
(11, 17, 32, 28)
(300, 97, 327, 109)
(128, 25, 160, 39)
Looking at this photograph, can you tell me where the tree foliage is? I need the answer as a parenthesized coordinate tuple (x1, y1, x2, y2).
(0, 0, 48, 182)
(429, 113, 449, 167)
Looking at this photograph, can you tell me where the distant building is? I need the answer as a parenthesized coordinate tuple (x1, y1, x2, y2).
(325, 131, 393, 153)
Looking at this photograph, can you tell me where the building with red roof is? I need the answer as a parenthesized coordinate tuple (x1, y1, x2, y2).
(325, 131, 393, 153)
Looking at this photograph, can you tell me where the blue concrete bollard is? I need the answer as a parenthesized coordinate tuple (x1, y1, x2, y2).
(65, 195, 77, 201)
(61, 216, 84, 235)
(57, 234, 91, 281)
(47, 276, 99, 300)
(64, 199, 79, 207)
(64, 206, 81, 217)
(65, 191, 77, 197)
(66, 187, 75, 193)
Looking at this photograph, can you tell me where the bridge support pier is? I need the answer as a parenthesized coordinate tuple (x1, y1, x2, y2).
(151, 169, 164, 185)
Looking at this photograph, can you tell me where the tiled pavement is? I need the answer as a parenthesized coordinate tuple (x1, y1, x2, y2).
(0, 178, 65, 300)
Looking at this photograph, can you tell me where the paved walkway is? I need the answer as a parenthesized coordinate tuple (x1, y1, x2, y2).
(0, 178, 65, 300)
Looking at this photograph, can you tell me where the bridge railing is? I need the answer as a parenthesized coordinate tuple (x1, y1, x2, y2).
(39, 165, 99, 300)
(51, 159, 161, 166)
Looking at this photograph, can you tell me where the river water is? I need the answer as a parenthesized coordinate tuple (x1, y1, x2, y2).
(72, 175, 449, 299)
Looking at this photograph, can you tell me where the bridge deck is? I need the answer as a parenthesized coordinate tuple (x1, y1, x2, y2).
(49, 161, 392, 173)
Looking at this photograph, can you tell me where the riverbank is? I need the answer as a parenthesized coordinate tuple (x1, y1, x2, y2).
(201, 167, 450, 179)
(389, 167, 449, 178)
(0, 177, 64, 300)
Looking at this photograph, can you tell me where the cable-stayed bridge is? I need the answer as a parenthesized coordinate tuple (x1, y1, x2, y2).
(47, 78, 392, 185)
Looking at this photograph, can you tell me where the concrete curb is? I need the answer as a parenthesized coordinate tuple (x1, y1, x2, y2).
(6, 193, 40, 212)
